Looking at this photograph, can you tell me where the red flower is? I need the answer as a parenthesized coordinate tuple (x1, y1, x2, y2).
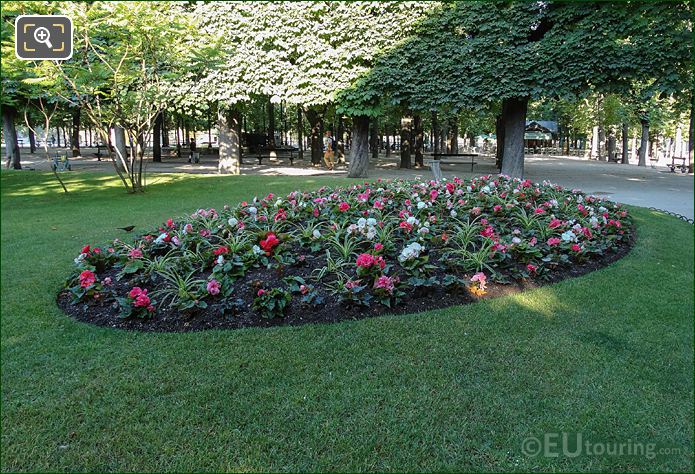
(274, 208, 287, 222)
(213, 246, 229, 256)
(133, 293, 151, 308)
(166, 218, 175, 228)
(356, 253, 375, 268)
(81, 245, 91, 255)
(374, 243, 384, 252)
(480, 226, 495, 238)
(259, 233, 280, 255)
(338, 202, 350, 212)
(430, 190, 439, 201)
(257, 289, 266, 297)
(547, 237, 561, 246)
(79, 270, 96, 288)
(549, 218, 563, 229)
(571, 244, 582, 252)
(527, 264, 537, 274)
(129, 287, 146, 299)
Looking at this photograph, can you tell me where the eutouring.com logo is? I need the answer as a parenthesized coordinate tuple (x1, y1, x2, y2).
(521, 433, 684, 460)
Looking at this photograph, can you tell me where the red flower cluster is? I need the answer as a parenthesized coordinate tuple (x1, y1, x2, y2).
(356, 253, 386, 270)
(260, 233, 280, 255)
(338, 202, 350, 212)
(213, 246, 229, 256)
(129, 287, 154, 311)
(79, 270, 96, 288)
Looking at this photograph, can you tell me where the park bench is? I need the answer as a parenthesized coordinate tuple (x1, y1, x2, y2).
(52, 152, 71, 171)
(251, 146, 299, 165)
(668, 156, 688, 173)
(425, 152, 479, 181)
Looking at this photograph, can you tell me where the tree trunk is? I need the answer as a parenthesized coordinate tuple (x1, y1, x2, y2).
(2, 105, 21, 169)
(28, 127, 36, 153)
(370, 117, 379, 159)
(267, 98, 275, 149)
(113, 126, 127, 166)
(414, 114, 424, 167)
(500, 97, 528, 178)
(348, 115, 370, 178)
(621, 123, 629, 164)
(495, 114, 505, 170)
(304, 108, 323, 165)
(638, 118, 649, 167)
(432, 111, 440, 154)
(336, 115, 345, 163)
(218, 107, 241, 174)
(296, 106, 304, 160)
(689, 98, 694, 173)
(447, 117, 458, 153)
(385, 124, 391, 157)
(153, 112, 163, 163)
(597, 126, 606, 161)
(161, 110, 169, 147)
(55, 127, 61, 147)
(71, 108, 81, 157)
(400, 115, 413, 169)
(606, 134, 616, 161)
(62, 127, 67, 148)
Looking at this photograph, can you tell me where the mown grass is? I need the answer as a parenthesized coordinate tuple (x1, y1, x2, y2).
(1, 171, 693, 472)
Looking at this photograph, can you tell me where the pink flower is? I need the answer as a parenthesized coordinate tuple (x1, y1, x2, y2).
(79, 270, 96, 288)
(213, 246, 229, 256)
(430, 190, 439, 201)
(313, 207, 320, 217)
(445, 182, 455, 193)
(549, 218, 563, 229)
(338, 202, 350, 212)
(129, 287, 146, 299)
(257, 289, 266, 297)
(547, 237, 562, 246)
(471, 207, 481, 216)
(470, 272, 487, 290)
(199, 229, 211, 238)
(571, 244, 582, 252)
(274, 208, 287, 222)
(166, 218, 175, 228)
(526, 264, 537, 274)
(373, 200, 384, 210)
(134, 294, 151, 308)
(480, 226, 495, 238)
(103, 277, 112, 286)
(356, 253, 375, 268)
(299, 284, 309, 295)
(207, 279, 221, 296)
(374, 243, 384, 252)
(128, 248, 143, 259)
(374, 275, 397, 295)
(534, 207, 546, 215)
(529, 236, 538, 246)
(493, 205, 503, 213)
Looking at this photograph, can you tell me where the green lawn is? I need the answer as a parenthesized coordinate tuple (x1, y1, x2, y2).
(1, 171, 693, 472)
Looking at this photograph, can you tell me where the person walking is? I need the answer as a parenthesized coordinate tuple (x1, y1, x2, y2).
(323, 130, 336, 170)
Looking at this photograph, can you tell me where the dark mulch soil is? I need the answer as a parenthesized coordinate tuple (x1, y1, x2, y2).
(57, 229, 635, 333)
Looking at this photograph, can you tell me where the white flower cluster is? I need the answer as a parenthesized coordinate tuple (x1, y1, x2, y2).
(348, 217, 378, 239)
(399, 241, 424, 263)
(561, 230, 578, 242)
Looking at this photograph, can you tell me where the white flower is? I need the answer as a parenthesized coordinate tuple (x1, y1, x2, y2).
(482, 185, 491, 193)
(590, 216, 599, 228)
(172, 236, 181, 246)
(512, 237, 521, 244)
(74, 253, 86, 265)
(216, 255, 225, 265)
(312, 229, 321, 239)
(228, 217, 239, 227)
(418, 227, 430, 235)
(399, 242, 424, 262)
(407, 216, 418, 225)
(417, 201, 427, 210)
(367, 218, 377, 227)
(561, 230, 577, 242)
(155, 232, 168, 244)
(357, 217, 367, 228)
(275, 199, 283, 207)
(252, 245, 263, 255)
(248, 207, 258, 215)
(450, 210, 458, 218)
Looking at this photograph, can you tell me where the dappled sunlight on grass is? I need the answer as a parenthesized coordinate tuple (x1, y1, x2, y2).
(495, 286, 570, 320)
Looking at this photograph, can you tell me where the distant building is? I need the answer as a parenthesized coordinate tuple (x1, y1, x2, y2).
(525, 120, 558, 148)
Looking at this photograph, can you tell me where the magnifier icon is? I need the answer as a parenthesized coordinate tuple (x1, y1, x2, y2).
(33, 27, 53, 49)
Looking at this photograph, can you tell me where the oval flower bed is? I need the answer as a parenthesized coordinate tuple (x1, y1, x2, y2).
(58, 175, 634, 332)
